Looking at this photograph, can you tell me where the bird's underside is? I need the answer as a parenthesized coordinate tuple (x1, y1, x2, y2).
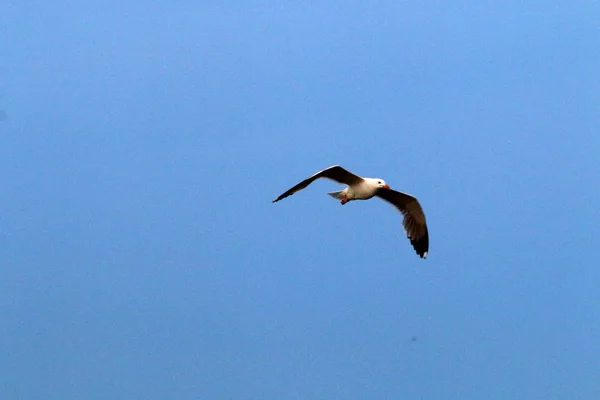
(273, 165, 429, 259)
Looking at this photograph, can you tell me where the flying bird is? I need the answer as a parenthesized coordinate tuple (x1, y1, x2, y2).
(272, 165, 429, 258)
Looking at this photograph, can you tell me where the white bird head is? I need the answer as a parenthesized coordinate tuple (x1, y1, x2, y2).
(373, 178, 390, 190)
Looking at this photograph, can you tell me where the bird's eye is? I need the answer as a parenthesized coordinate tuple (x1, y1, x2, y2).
(378, 181, 381, 184)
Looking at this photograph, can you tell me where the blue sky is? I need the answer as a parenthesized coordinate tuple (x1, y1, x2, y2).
(1, 2, 599, 399)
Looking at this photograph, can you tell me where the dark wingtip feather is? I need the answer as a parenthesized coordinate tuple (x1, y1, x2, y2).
(272, 192, 290, 203)
(410, 234, 429, 259)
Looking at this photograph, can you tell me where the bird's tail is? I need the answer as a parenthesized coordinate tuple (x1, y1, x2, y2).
(327, 190, 345, 200)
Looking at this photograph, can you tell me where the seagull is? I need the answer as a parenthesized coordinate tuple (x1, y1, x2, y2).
(272, 165, 429, 258)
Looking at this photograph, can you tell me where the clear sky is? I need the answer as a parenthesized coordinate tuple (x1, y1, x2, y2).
(1, 2, 599, 399)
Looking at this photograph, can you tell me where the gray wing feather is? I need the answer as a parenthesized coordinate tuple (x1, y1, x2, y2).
(376, 188, 429, 259)
(272, 165, 363, 203)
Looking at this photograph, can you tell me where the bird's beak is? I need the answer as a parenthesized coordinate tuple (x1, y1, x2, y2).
(383, 184, 390, 189)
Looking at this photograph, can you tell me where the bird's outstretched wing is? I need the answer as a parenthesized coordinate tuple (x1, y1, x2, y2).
(376, 188, 429, 258)
(273, 165, 363, 203)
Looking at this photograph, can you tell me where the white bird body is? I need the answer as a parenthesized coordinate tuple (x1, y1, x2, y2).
(273, 165, 430, 259)
(328, 178, 384, 201)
